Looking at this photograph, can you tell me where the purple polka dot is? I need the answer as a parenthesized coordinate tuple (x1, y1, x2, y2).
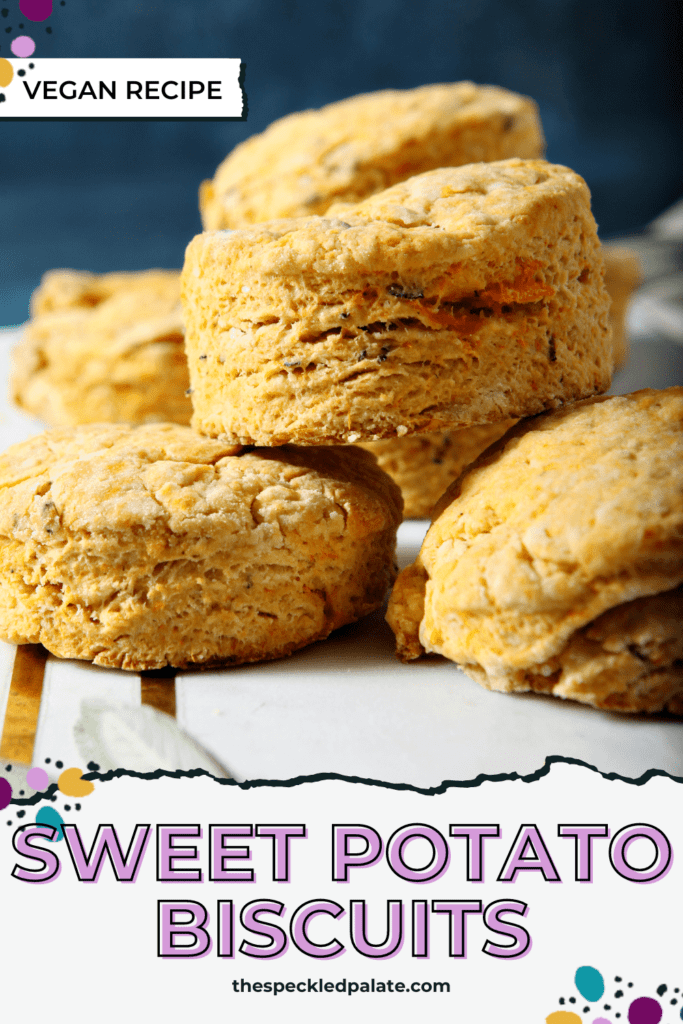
(593, 1019, 612, 1024)
(11, 35, 36, 56)
(27, 767, 49, 791)
(628, 998, 662, 1024)
(0, 777, 12, 810)
(19, 0, 52, 20)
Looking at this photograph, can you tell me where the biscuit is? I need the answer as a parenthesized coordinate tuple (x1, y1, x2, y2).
(199, 82, 545, 230)
(0, 423, 402, 670)
(183, 160, 613, 445)
(386, 388, 683, 713)
(358, 421, 515, 519)
(11, 270, 192, 427)
(603, 245, 642, 368)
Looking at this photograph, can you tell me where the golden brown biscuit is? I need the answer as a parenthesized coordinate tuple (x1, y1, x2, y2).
(11, 270, 192, 427)
(200, 82, 544, 230)
(602, 245, 642, 368)
(386, 389, 683, 713)
(358, 421, 515, 519)
(183, 160, 612, 445)
(0, 423, 402, 670)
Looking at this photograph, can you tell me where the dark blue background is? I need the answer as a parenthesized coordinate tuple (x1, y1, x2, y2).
(1, 0, 681, 325)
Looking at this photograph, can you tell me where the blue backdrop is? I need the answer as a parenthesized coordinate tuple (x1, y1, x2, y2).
(1, 0, 681, 325)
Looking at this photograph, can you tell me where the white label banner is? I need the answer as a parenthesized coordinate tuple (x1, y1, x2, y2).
(1, 762, 680, 1023)
(0, 58, 244, 118)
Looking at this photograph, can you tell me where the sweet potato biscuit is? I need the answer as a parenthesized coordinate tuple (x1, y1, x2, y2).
(358, 421, 515, 519)
(0, 423, 402, 670)
(11, 270, 192, 427)
(184, 160, 613, 445)
(603, 245, 642, 368)
(386, 389, 683, 713)
(199, 82, 545, 230)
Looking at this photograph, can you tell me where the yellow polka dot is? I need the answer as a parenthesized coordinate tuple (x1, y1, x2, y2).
(58, 767, 95, 797)
(0, 58, 14, 88)
(546, 1013, 583, 1024)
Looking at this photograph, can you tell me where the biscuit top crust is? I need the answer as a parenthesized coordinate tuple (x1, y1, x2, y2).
(30, 269, 181, 318)
(202, 82, 544, 227)
(0, 423, 400, 541)
(397, 389, 683, 672)
(0, 424, 239, 538)
(185, 160, 596, 317)
(333, 158, 582, 233)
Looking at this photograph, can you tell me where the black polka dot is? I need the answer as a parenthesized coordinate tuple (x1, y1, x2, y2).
(1, 8, 8, 15)
(19, 790, 24, 795)
(45, 758, 51, 764)
(45, 25, 51, 32)
(75, 803, 81, 811)
(0, 94, 5, 102)
(615, 991, 624, 999)
(569, 998, 576, 1004)
(16, 810, 25, 818)
(18, 69, 25, 76)
(55, 761, 63, 769)
(6, 820, 11, 826)
(28, 62, 34, 67)
(627, 983, 633, 989)
(615, 977, 622, 982)
(559, 998, 565, 1005)
(64, 805, 71, 811)
(5, 764, 11, 771)
(87, 762, 99, 772)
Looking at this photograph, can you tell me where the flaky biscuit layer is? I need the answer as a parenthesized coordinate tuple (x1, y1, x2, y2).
(184, 160, 612, 445)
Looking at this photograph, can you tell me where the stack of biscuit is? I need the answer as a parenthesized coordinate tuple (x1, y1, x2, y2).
(4, 80, 673, 717)
(12, 83, 638, 518)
